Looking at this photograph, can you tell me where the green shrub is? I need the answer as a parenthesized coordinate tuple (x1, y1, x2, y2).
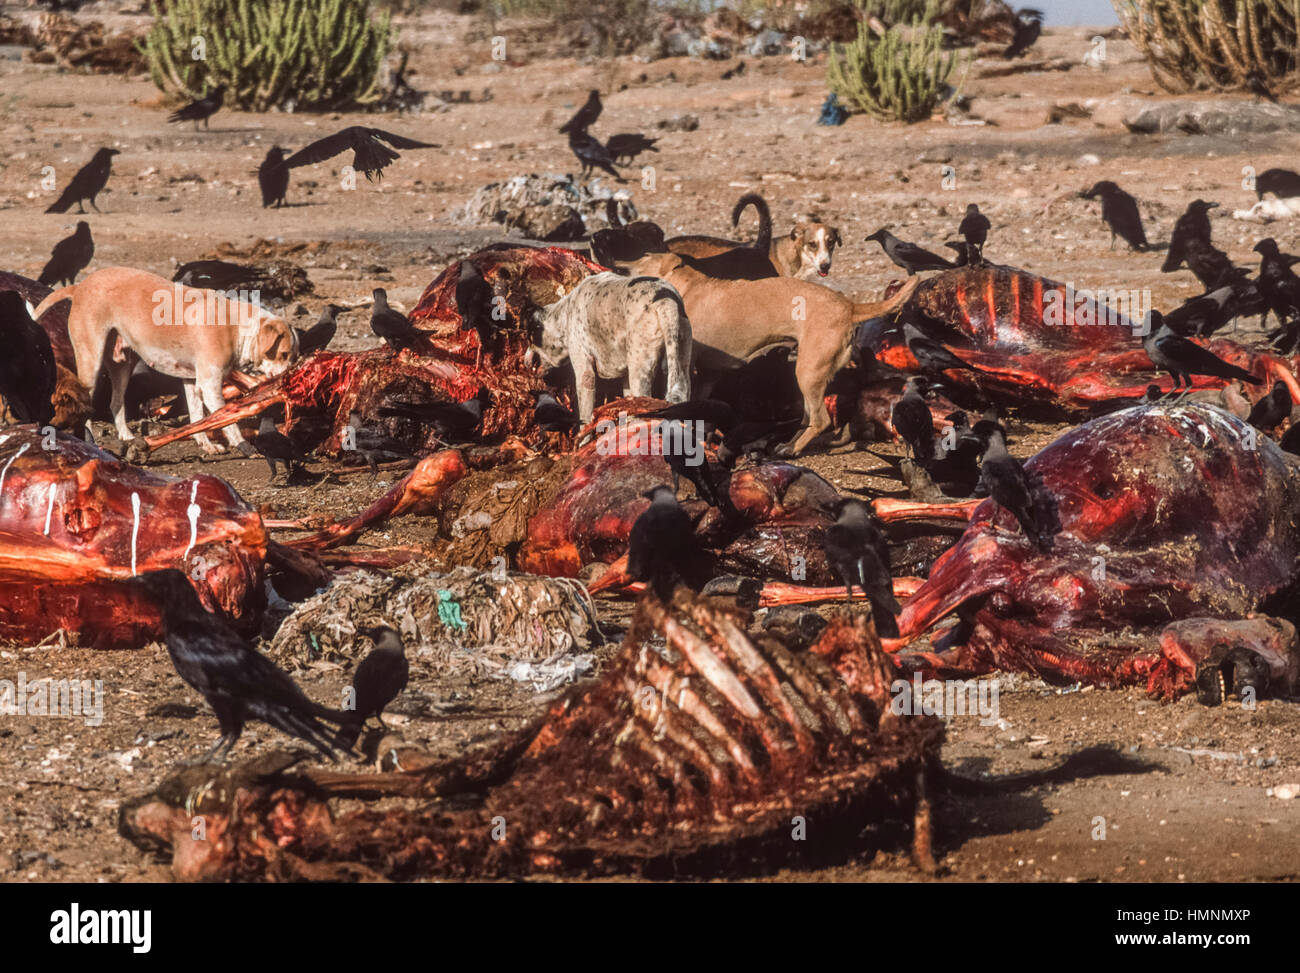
(826, 10, 963, 122)
(143, 0, 393, 111)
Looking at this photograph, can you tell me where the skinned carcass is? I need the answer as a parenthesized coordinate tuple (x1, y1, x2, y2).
(136, 246, 603, 458)
(118, 588, 944, 880)
(892, 404, 1300, 697)
(881, 265, 1300, 412)
(0, 426, 267, 647)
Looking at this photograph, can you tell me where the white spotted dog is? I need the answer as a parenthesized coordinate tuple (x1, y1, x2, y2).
(529, 272, 691, 422)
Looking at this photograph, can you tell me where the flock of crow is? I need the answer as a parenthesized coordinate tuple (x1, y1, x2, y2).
(8, 70, 1300, 766)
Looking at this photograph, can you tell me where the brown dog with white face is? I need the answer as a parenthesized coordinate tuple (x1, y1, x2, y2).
(34, 266, 298, 452)
(629, 252, 918, 455)
(667, 220, 844, 280)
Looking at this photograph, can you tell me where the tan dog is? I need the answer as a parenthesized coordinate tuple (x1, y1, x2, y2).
(629, 252, 918, 455)
(668, 221, 844, 279)
(34, 266, 298, 452)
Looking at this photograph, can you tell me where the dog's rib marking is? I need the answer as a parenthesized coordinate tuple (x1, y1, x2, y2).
(0, 443, 31, 497)
(130, 492, 141, 576)
(184, 480, 201, 559)
(43, 482, 57, 535)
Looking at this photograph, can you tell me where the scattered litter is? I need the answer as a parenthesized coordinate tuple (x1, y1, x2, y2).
(453, 173, 637, 242)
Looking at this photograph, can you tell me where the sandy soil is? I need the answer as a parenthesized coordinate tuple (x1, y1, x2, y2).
(1, 8, 1299, 883)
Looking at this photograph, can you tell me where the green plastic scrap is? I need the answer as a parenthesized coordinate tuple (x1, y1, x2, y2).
(436, 589, 468, 632)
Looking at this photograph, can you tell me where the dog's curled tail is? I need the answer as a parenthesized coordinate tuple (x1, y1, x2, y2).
(731, 193, 772, 253)
(33, 284, 78, 321)
(851, 276, 920, 324)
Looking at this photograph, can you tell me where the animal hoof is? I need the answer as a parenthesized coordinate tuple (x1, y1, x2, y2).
(123, 440, 151, 465)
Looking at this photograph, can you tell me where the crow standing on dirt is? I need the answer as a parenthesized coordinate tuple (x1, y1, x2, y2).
(1255, 168, 1300, 201)
(380, 387, 491, 443)
(0, 291, 57, 425)
(822, 498, 900, 636)
(1252, 238, 1300, 335)
(1247, 382, 1292, 431)
(864, 228, 955, 275)
(558, 89, 602, 135)
(248, 413, 304, 480)
(45, 147, 119, 214)
(168, 84, 227, 130)
(1003, 8, 1043, 58)
(606, 133, 659, 164)
(296, 303, 345, 357)
(258, 146, 290, 208)
(627, 485, 695, 598)
(1244, 71, 1278, 104)
(1162, 200, 1218, 273)
(1142, 310, 1263, 395)
(958, 203, 990, 264)
(132, 569, 348, 761)
(337, 626, 408, 749)
(284, 127, 438, 182)
(891, 376, 936, 464)
(370, 288, 416, 352)
(1081, 181, 1148, 252)
(568, 130, 622, 180)
(38, 220, 93, 286)
(979, 428, 1049, 551)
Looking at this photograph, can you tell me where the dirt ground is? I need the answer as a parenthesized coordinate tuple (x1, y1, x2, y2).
(1, 6, 1299, 883)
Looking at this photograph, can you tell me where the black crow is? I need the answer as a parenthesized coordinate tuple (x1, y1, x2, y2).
(345, 411, 411, 475)
(958, 203, 990, 263)
(558, 89, 602, 135)
(979, 428, 1049, 550)
(45, 147, 119, 214)
(891, 376, 936, 464)
(248, 413, 304, 480)
(822, 498, 899, 636)
(1255, 168, 1300, 201)
(296, 304, 344, 356)
(455, 260, 495, 367)
(1175, 236, 1250, 290)
(131, 569, 347, 760)
(568, 130, 621, 180)
(1163, 286, 1237, 338)
(942, 239, 971, 267)
(1247, 382, 1292, 431)
(1252, 238, 1300, 331)
(38, 220, 93, 287)
(1162, 200, 1218, 273)
(606, 133, 659, 164)
(283, 127, 438, 182)
(167, 84, 227, 130)
(1003, 8, 1043, 58)
(532, 390, 579, 433)
(864, 228, 955, 275)
(172, 259, 256, 290)
(1142, 310, 1263, 395)
(1244, 71, 1277, 103)
(1280, 420, 1300, 455)
(0, 291, 57, 425)
(653, 418, 731, 512)
(370, 288, 415, 351)
(380, 387, 490, 443)
(337, 626, 408, 749)
(928, 410, 985, 496)
(902, 320, 983, 375)
(258, 146, 289, 208)
(1081, 181, 1148, 251)
(627, 484, 694, 598)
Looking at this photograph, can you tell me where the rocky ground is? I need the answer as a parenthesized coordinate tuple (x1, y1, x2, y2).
(0, 6, 1298, 882)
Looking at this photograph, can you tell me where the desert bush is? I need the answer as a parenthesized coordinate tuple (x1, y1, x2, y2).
(826, 8, 963, 122)
(1115, 0, 1300, 94)
(142, 0, 393, 111)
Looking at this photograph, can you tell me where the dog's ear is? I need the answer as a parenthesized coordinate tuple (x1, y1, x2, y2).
(790, 226, 802, 242)
(830, 227, 843, 248)
(257, 319, 293, 360)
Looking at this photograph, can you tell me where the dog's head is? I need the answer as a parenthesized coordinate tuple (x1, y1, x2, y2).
(790, 222, 842, 279)
(252, 315, 298, 376)
(627, 251, 685, 279)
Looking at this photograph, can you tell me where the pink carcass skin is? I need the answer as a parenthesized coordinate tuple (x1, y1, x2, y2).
(0, 427, 268, 647)
(880, 265, 1300, 411)
(893, 403, 1300, 696)
(141, 246, 602, 455)
(519, 414, 845, 585)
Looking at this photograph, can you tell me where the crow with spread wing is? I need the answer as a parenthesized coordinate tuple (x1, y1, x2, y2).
(283, 127, 438, 181)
